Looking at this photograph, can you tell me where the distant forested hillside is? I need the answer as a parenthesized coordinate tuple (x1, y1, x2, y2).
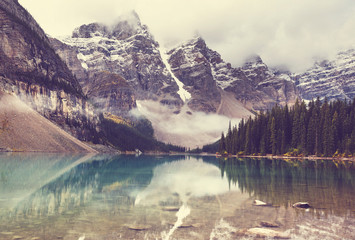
(215, 98, 355, 157)
(99, 114, 186, 153)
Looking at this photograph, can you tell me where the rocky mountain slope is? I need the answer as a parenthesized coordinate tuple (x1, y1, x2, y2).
(0, 0, 99, 145)
(0, 91, 97, 152)
(54, 12, 182, 115)
(293, 49, 355, 101)
(166, 38, 222, 113)
(53, 13, 257, 117)
(50, 12, 300, 147)
(167, 38, 298, 111)
(53, 13, 298, 116)
(0, 2, 190, 151)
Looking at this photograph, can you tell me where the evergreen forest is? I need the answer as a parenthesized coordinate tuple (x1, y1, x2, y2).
(217, 98, 355, 157)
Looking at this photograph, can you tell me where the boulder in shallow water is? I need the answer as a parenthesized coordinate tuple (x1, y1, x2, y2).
(125, 224, 151, 231)
(162, 206, 180, 212)
(260, 221, 279, 228)
(253, 200, 271, 206)
(292, 202, 311, 209)
(237, 228, 290, 239)
(12, 236, 24, 240)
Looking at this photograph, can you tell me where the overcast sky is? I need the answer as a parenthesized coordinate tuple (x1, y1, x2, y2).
(19, 0, 355, 72)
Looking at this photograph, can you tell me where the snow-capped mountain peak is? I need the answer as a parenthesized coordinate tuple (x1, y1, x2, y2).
(294, 49, 355, 100)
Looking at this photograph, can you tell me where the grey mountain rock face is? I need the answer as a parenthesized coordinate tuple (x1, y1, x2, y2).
(86, 71, 137, 115)
(0, 0, 98, 142)
(50, 37, 137, 116)
(294, 49, 355, 101)
(49, 38, 89, 89)
(217, 53, 298, 110)
(55, 13, 182, 115)
(168, 38, 298, 112)
(167, 38, 222, 112)
(52, 10, 302, 117)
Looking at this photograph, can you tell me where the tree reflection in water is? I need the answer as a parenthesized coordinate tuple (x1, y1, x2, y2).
(219, 157, 355, 217)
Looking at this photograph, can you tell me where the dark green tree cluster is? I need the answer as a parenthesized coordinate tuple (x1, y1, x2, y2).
(219, 98, 355, 157)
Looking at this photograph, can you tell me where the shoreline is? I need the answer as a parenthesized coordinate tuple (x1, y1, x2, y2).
(217, 154, 355, 162)
(2, 149, 355, 162)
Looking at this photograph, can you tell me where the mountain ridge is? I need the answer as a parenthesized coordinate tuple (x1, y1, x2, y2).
(293, 49, 355, 101)
(2, 3, 354, 150)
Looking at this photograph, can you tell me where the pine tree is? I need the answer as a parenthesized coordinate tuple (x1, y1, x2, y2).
(226, 121, 232, 153)
(299, 110, 307, 152)
(291, 112, 300, 149)
(270, 117, 277, 155)
(331, 111, 339, 153)
(244, 121, 252, 154)
(351, 128, 355, 155)
(219, 132, 226, 153)
(281, 130, 286, 154)
(306, 108, 317, 155)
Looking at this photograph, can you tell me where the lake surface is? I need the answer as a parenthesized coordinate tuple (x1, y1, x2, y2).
(1, 154, 355, 240)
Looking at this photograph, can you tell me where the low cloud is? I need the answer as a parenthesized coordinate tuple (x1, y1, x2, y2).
(20, 0, 355, 72)
(136, 0, 355, 72)
(131, 100, 240, 148)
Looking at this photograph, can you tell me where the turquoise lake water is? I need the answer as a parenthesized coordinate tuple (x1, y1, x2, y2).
(0, 154, 355, 239)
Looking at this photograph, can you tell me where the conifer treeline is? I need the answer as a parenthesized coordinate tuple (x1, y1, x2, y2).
(218, 98, 355, 157)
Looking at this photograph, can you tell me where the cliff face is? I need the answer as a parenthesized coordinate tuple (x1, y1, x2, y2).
(0, 0, 48, 46)
(86, 71, 137, 115)
(49, 38, 89, 89)
(0, 1, 82, 95)
(0, 0, 98, 142)
(167, 38, 221, 113)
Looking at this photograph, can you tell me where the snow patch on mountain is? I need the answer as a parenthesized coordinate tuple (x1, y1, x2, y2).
(57, 17, 182, 103)
(159, 47, 191, 102)
(294, 49, 355, 100)
(60, 33, 137, 75)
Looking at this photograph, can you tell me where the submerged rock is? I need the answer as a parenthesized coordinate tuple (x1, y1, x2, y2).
(253, 200, 272, 206)
(125, 224, 151, 231)
(12, 236, 24, 240)
(237, 228, 290, 239)
(162, 206, 180, 212)
(167, 222, 202, 228)
(168, 222, 193, 228)
(292, 202, 311, 209)
(260, 221, 280, 228)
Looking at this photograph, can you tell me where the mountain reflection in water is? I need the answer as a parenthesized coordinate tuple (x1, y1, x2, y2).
(0, 154, 355, 239)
